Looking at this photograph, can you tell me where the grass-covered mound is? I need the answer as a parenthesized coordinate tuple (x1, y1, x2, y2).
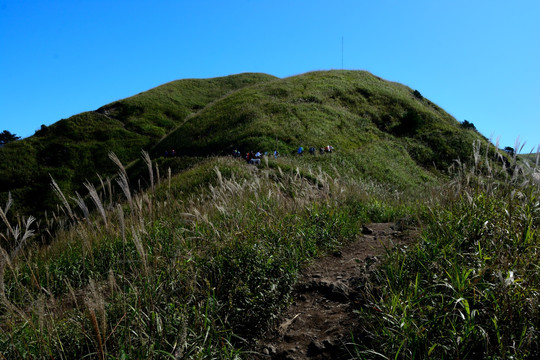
(1, 70, 489, 217)
(0, 73, 276, 215)
(156, 70, 483, 173)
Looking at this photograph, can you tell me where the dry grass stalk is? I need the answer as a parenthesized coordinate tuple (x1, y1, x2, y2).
(131, 227, 148, 276)
(172, 317, 188, 358)
(0, 246, 10, 302)
(106, 177, 113, 209)
(155, 163, 161, 187)
(108, 152, 128, 182)
(472, 139, 481, 171)
(88, 307, 105, 360)
(36, 294, 45, 334)
(142, 193, 152, 219)
(85, 278, 107, 358)
(64, 278, 79, 308)
(73, 191, 91, 227)
(142, 150, 154, 192)
(85, 181, 108, 228)
(108, 269, 117, 296)
(50, 176, 74, 221)
(117, 205, 126, 244)
(97, 173, 106, 202)
(133, 196, 146, 230)
(10, 216, 35, 260)
(168, 167, 172, 195)
(0, 205, 15, 240)
(116, 171, 133, 210)
(75, 226, 93, 267)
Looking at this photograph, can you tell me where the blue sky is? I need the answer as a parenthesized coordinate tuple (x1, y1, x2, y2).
(1, 0, 539, 151)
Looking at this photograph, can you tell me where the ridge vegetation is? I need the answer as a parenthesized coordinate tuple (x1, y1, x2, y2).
(1, 70, 485, 216)
(0, 73, 276, 215)
(2, 70, 538, 359)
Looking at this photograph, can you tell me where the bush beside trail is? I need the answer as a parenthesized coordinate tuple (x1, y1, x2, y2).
(0, 153, 412, 358)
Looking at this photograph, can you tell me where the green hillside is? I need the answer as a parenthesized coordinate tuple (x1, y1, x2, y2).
(155, 70, 485, 189)
(518, 152, 539, 164)
(157, 71, 469, 155)
(3, 70, 539, 359)
(0, 73, 276, 215)
(0, 70, 491, 218)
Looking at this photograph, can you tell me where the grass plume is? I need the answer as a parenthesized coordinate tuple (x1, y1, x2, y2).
(84, 181, 107, 228)
(50, 176, 74, 221)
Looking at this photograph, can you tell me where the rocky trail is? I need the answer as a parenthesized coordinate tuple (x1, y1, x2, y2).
(253, 222, 418, 359)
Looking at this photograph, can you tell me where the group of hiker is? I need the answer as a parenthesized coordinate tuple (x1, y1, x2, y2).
(232, 144, 335, 165)
(164, 145, 334, 163)
(163, 149, 177, 157)
(233, 149, 279, 164)
(297, 145, 334, 155)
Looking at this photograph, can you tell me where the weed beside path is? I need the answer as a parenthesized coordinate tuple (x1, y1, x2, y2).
(254, 222, 418, 359)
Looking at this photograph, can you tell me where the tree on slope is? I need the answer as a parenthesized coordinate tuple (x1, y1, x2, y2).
(0, 130, 21, 145)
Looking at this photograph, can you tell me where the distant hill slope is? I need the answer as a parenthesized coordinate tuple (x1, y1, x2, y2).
(0, 73, 277, 215)
(0, 70, 489, 216)
(155, 70, 485, 178)
(518, 152, 539, 164)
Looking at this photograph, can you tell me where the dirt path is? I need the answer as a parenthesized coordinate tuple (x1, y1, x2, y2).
(253, 222, 417, 359)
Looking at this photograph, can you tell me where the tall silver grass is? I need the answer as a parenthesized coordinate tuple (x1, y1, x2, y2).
(108, 152, 128, 183)
(142, 150, 154, 192)
(106, 177, 113, 209)
(0, 204, 15, 240)
(155, 163, 161, 187)
(50, 176, 74, 221)
(85, 278, 106, 359)
(10, 216, 35, 260)
(131, 227, 148, 276)
(73, 191, 91, 226)
(0, 245, 27, 320)
(0, 246, 10, 302)
(3, 192, 12, 215)
(97, 174, 106, 204)
(85, 181, 108, 228)
(116, 169, 133, 210)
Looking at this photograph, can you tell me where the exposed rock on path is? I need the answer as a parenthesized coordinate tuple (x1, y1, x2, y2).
(254, 222, 417, 359)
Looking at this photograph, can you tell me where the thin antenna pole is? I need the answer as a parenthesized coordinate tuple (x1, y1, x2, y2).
(341, 36, 344, 69)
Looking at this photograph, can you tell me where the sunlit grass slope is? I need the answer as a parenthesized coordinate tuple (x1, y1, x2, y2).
(0, 69, 490, 217)
(156, 70, 484, 183)
(2, 140, 532, 359)
(0, 68, 529, 358)
(0, 73, 276, 215)
(0, 151, 413, 359)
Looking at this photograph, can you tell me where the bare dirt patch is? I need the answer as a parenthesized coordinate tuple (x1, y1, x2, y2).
(253, 222, 418, 359)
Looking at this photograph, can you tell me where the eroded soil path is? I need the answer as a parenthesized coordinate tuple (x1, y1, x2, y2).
(253, 222, 417, 359)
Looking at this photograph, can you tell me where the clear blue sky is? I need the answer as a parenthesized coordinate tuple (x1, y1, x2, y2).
(1, 0, 539, 151)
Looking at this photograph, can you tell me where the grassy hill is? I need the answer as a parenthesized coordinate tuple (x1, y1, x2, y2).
(157, 71, 482, 166)
(0, 73, 277, 215)
(0, 70, 489, 217)
(518, 152, 539, 165)
(154, 70, 486, 191)
(3, 70, 539, 359)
